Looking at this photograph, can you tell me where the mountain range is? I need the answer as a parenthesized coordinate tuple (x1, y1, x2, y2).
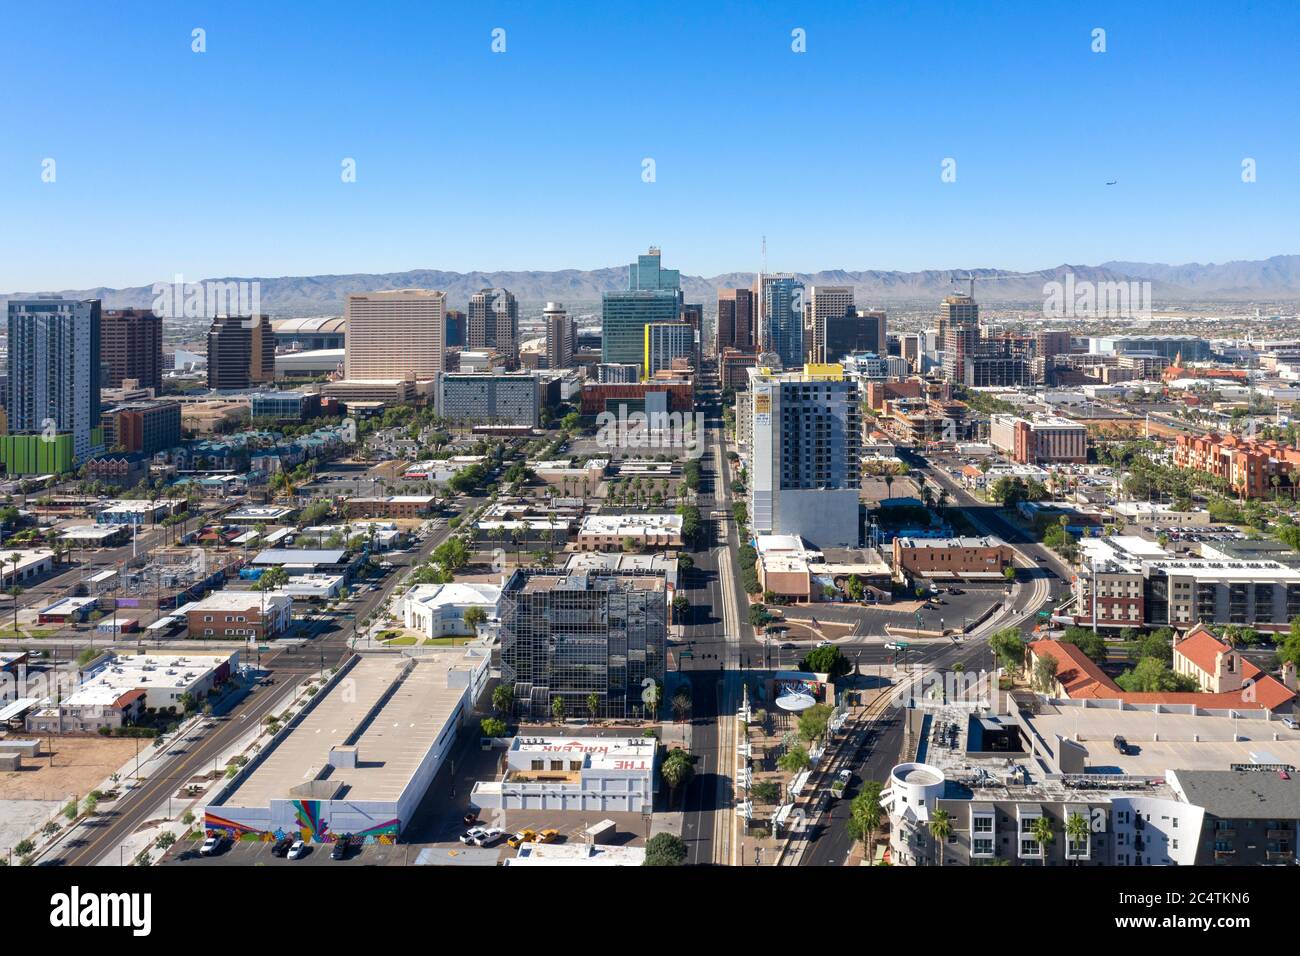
(5, 256, 1300, 317)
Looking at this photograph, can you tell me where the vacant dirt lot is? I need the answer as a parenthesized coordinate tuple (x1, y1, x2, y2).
(0, 736, 139, 802)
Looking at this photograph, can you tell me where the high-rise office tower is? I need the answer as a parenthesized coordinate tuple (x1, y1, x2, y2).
(825, 309, 888, 365)
(445, 309, 467, 348)
(755, 274, 806, 370)
(717, 288, 755, 353)
(206, 315, 274, 390)
(602, 247, 682, 372)
(808, 286, 856, 362)
(746, 363, 861, 548)
(101, 308, 163, 391)
(4, 296, 102, 471)
(499, 568, 667, 720)
(1035, 329, 1073, 362)
(543, 302, 576, 370)
(467, 288, 519, 357)
(344, 289, 446, 381)
(939, 294, 980, 382)
(643, 322, 696, 379)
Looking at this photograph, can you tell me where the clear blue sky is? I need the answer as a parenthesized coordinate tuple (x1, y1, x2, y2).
(2, 0, 1296, 289)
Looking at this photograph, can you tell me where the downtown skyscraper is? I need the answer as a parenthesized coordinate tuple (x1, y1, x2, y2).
(755, 273, 805, 369)
(602, 247, 682, 373)
(4, 296, 102, 472)
(467, 288, 519, 359)
(344, 289, 446, 382)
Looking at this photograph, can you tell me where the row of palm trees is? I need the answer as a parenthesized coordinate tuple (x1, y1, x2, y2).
(924, 809, 1091, 865)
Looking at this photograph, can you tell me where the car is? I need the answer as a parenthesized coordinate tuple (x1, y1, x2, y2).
(506, 828, 537, 849)
(816, 639, 834, 648)
(474, 826, 504, 847)
(199, 836, 225, 856)
(331, 836, 355, 860)
(838, 769, 852, 784)
(1282, 716, 1299, 730)
(463, 811, 479, 826)
(271, 836, 293, 857)
(460, 826, 487, 845)
(1113, 735, 1131, 755)
(537, 828, 560, 844)
(779, 642, 796, 650)
(286, 839, 308, 860)
(948, 588, 965, 596)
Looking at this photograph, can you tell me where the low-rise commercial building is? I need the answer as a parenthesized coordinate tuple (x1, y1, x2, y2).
(184, 590, 292, 640)
(402, 582, 501, 639)
(205, 650, 489, 843)
(470, 736, 656, 813)
(575, 513, 683, 551)
(892, 535, 1012, 580)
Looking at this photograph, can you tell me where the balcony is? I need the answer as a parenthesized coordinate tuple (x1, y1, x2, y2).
(1214, 849, 1236, 860)
(1266, 851, 1292, 863)
(1267, 828, 1292, 840)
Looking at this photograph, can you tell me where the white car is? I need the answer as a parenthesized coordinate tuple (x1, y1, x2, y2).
(286, 839, 308, 860)
(816, 639, 834, 648)
(199, 836, 224, 856)
(1282, 716, 1299, 730)
(838, 769, 852, 784)
(473, 826, 504, 847)
(460, 826, 487, 845)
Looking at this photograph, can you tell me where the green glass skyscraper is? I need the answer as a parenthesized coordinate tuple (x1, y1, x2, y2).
(601, 247, 682, 372)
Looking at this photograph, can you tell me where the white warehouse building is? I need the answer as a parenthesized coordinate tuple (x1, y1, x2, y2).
(470, 736, 656, 813)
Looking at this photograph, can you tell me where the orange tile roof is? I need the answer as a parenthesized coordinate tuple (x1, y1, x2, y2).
(1027, 637, 1295, 712)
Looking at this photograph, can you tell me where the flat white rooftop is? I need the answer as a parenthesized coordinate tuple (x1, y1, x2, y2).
(223, 654, 471, 807)
(65, 652, 234, 707)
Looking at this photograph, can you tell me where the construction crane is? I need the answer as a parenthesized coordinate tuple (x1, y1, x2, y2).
(953, 270, 1054, 299)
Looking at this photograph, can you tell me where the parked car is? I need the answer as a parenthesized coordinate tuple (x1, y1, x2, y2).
(1113, 735, 1131, 755)
(271, 836, 293, 857)
(506, 828, 537, 849)
(460, 827, 487, 845)
(537, 828, 560, 845)
(287, 840, 308, 860)
(199, 836, 225, 856)
(838, 769, 852, 784)
(1282, 716, 1299, 730)
(331, 836, 354, 860)
(474, 826, 504, 847)
(463, 811, 479, 826)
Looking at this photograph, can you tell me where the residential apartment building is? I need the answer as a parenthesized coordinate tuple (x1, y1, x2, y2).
(747, 363, 861, 548)
(543, 302, 576, 370)
(101, 308, 163, 391)
(438, 372, 540, 426)
(1173, 432, 1300, 499)
(5, 296, 102, 470)
(102, 399, 182, 455)
(939, 294, 979, 382)
(343, 289, 446, 381)
(499, 568, 667, 721)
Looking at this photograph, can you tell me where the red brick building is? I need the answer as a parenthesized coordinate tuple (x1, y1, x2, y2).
(1173, 432, 1300, 499)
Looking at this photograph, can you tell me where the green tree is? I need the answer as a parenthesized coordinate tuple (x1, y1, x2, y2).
(1032, 654, 1059, 694)
(777, 744, 811, 776)
(550, 696, 565, 724)
(642, 832, 688, 866)
(586, 691, 600, 721)
(928, 808, 953, 866)
(492, 683, 514, 717)
(1065, 811, 1090, 864)
(462, 605, 488, 633)
(797, 703, 834, 748)
(1031, 815, 1055, 860)
(799, 645, 851, 680)
(660, 749, 695, 807)
(847, 780, 884, 862)
(480, 717, 507, 738)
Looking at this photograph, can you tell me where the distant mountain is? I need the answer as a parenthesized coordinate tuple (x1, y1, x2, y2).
(1100, 255, 1300, 298)
(5, 257, 1297, 317)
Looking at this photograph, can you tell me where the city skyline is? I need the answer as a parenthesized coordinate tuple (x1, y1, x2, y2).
(3, 1, 1298, 289)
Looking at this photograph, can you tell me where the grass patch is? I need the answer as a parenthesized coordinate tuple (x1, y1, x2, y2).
(384, 636, 418, 646)
(421, 636, 473, 646)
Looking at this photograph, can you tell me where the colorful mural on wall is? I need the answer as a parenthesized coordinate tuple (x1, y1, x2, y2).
(203, 809, 400, 845)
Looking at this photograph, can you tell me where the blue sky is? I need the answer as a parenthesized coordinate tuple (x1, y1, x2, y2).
(1, 0, 1296, 289)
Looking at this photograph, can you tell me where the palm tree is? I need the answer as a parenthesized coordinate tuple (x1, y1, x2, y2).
(1031, 815, 1055, 863)
(7, 552, 21, 634)
(928, 808, 952, 866)
(1065, 811, 1089, 864)
(586, 691, 600, 722)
